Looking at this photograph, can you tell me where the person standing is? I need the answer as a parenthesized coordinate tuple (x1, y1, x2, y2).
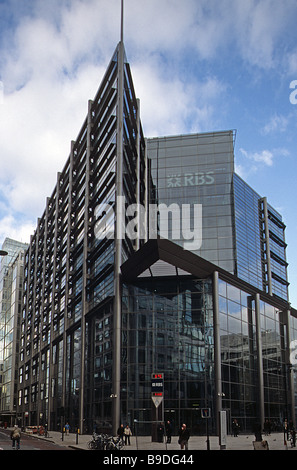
(284, 418, 289, 443)
(166, 420, 172, 443)
(117, 424, 125, 443)
(178, 423, 190, 450)
(157, 422, 164, 443)
(232, 419, 239, 437)
(11, 425, 21, 450)
(124, 424, 132, 445)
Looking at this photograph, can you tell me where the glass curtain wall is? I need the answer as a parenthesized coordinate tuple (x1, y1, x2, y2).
(290, 314, 297, 424)
(147, 131, 236, 273)
(233, 173, 288, 301)
(219, 278, 289, 432)
(233, 174, 262, 291)
(121, 277, 215, 436)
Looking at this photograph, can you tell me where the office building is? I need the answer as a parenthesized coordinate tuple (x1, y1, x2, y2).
(0, 238, 28, 425)
(147, 133, 288, 301)
(15, 40, 297, 436)
(17, 40, 145, 433)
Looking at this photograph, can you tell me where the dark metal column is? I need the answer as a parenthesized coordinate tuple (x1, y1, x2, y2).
(213, 271, 224, 447)
(255, 293, 265, 429)
(112, 2, 125, 434)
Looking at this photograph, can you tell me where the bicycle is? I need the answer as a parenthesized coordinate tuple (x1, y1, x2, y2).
(88, 433, 124, 450)
(88, 433, 106, 450)
(105, 436, 124, 450)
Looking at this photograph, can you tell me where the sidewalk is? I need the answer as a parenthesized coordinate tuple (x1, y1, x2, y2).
(25, 430, 297, 451)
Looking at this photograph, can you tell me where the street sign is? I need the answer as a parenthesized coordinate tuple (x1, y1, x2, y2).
(151, 396, 162, 408)
(201, 408, 211, 418)
(151, 373, 164, 407)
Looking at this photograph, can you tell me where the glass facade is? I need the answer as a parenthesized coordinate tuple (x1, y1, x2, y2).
(147, 134, 289, 302)
(219, 279, 289, 432)
(232, 175, 262, 290)
(290, 314, 297, 423)
(0, 239, 27, 424)
(147, 131, 236, 273)
(233, 174, 288, 301)
(121, 278, 215, 436)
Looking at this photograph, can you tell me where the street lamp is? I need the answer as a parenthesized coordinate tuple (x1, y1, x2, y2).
(0, 250, 8, 256)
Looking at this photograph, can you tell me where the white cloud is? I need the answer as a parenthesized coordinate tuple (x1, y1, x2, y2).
(240, 148, 274, 167)
(132, 59, 226, 136)
(287, 49, 297, 75)
(0, 214, 35, 245)
(0, 0, 297, 247)
(261, 114, 289, 135)
(0, 61, 106, 217)
(239, 147, 290, 173)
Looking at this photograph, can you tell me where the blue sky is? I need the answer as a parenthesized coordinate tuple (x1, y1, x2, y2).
(0, 0, 297, 305)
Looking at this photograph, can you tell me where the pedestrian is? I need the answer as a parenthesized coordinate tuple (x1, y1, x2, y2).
(264, 419, 271, 436)
(165, 420, 172, 443)
(283, 418, 289, 443)
(124, 424, 132, 445)
(117, 423, 125, 443)
(11, 424, 21, 450)
(65, 422, 70, 435)
(178, 423, 190, 450)
(253, 422, 263, 442)
(232, 419, 239, 437)
(157, 422, 164, 443)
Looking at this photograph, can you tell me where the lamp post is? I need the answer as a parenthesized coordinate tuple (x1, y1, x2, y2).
(0, 250, 8, 256)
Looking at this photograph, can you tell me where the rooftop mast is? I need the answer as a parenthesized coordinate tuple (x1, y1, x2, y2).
(120, 0, 124, 43)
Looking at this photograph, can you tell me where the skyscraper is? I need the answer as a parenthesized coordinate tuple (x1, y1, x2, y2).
(0, 238, 28, 425)
(17, 40, 145, 433)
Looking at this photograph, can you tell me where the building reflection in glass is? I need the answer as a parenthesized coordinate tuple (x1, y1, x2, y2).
(121, 278, 215, 435)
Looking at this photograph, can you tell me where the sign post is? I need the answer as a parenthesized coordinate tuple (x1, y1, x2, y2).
(219, 410, 227, 450)
(151, 373, 164, 442)
(151, 373, 164, 406)
(201, 407, 211, 450)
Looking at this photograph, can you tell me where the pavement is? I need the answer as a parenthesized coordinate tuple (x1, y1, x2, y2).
(22, 430, 297, 451)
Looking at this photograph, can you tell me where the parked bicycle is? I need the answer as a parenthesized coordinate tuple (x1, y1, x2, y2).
(88, 433, 106, 450)
(87, 433, 124, 450)
(105, 435, 124, 450)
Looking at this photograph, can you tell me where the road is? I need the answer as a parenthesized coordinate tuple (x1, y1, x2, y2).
(0, 429, 71, 450)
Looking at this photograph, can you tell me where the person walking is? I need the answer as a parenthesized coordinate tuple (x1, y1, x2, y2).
(124, 424, 132, 445)
(117, 424, 125, 443)
(178, 423, 190, 450)
(11, 425, 21, 450)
